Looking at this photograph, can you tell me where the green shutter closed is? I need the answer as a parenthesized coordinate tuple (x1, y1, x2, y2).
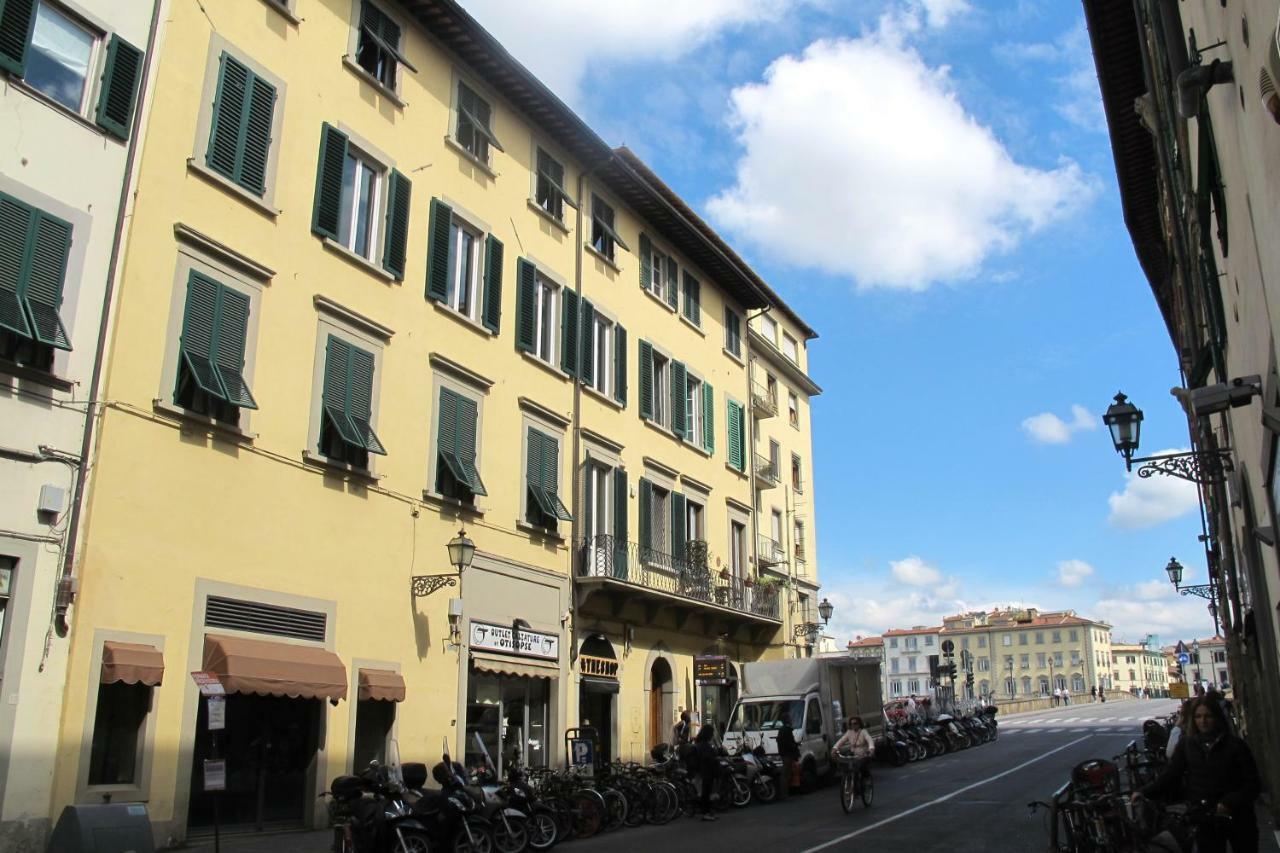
(515, 258, 536, 353)
(437, 387, 486, 496)
(702, 381, 715, 453)
(727, 400, 743, 472)
(21, 211, 72, 350)
(665, 256, 679, 310)
(321, 335, 386, 455)
(670, 360, 686, 438)
(312, 123, 349, 239)
(560, 288, 579, 377)
(177, 272, 223, 400)
(683, 272, 701, 325)
(437, 386, 458, 484)
(95, 35, 144, 140)
(638, 233, 651, 290)
(671, 492, 686, 564)
(382, 169, 411, 279)
(425, 197, 453, 302)
(0, 0, 37, 77)
(614, 324, 627, 407)
(581, 452, 594, 539)
(637, 340, 653, 420)
(579, 299, 595, 385)
(613, 467, 628, 578)
(482, 234, 503, 333)
(638, 477, 652, 552)
(213, 286, 256, 408)
(207, 54, 276, 197)
(455, 394, 485, 494)
(0, 196, 33, 338)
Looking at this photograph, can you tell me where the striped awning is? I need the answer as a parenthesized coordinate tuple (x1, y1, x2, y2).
(471, 652, 558, 680)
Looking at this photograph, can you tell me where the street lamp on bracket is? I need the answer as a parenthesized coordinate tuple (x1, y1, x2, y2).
(410, 528, 476, 597)
(1102, 393, 1233, 484)
(793, 597, 834, 645)
(1164, 556, 1221, 634)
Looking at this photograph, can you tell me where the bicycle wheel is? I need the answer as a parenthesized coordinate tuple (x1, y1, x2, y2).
(649, 782, 679, 825)
(623, 784, 647, 827)
(527, 807, 559, 851)
(840, 772, 856, 813)
(571, 790, 604, 838)
(601, 788, 627, 831)
(860, 773, 874, 807)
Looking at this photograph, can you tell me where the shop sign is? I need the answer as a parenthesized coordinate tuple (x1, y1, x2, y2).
(694, 655, 731, 686)
(190, 671, 225, 696)
(470, 621, 559, 660)
(203, 759, 226, 791)
(207, 695, 226, 730)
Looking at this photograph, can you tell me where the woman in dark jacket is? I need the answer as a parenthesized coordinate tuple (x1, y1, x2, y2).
(1135, 696, 1260, 852)
(693, 724, 720, 821)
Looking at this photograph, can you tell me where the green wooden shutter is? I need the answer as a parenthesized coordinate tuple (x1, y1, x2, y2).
(0, 196, 32, 338)
(95, 35, 143, 140)
(638, 477, 652, 552)
(671, 492, 686, 564)
(683, 272, 701, 325)
(515, 258, 536, 353)
(702, 381, 715, 453)
(670, 360, 686, 438)
(613, 324, 627, 407)
(665, 257, 679, 310)
(582, 453, 594, 539)
(213, 285, 257, 409)
(346, 343, 386, 455)
(321, 335, 354, 447)
(482, 234, 502, 333)
(321, 335, 385, 455)
(456, 394, 485, 495)
(177, 272, 224, 401)
(382, 169, 411, 279)
(22, 211, 72, 350)
(207, 53, 275, 195)
(638, 340, 653, 420)
(238, 73, 276, 196)
(638, 233, 651, 290)
(525, 427, 542, 523)
(436, 386, 459, 486)
(0, 0, 37, 77)
(425, 197, 453, 302)
(579, 299, 595, 385)
(560, 288, 578, 377)
(727, 399, 743, 472)
(312, 123, 349, 240)
(613, 467, 629, 578)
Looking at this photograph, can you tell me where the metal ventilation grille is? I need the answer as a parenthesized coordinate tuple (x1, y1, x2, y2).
(204, 596, 327, 642)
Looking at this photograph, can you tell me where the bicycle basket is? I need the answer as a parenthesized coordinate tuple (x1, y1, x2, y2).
(1070, 759, 1121, 796)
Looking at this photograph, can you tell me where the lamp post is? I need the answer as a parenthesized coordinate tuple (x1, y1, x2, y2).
(1191, 640, 1201, 684)
(1006, 658, 1015, 698)
(793, 597, 833, 646)
(1164, 556, 1221, 634)
(411, 527, 477, 597)
(1102, 393, 1234, 484)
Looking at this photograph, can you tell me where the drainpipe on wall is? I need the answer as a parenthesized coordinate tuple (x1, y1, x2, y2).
(743, 308, 778, 651)
(55, 0, 165, 637)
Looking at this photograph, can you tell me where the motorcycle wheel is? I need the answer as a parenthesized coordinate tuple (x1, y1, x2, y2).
(527, 808, 559, 851)
(492, 814, 528, 853)
(731, 777, 751, 808)
(648, 782, 679, 824)
(892, 746, 906, 767)
(860, 774, 875, 807)
(840, 773, 856, 814)
(393, 829, 432, 853)
(754, 777, 777, 804)
(454, 821, 494, 853)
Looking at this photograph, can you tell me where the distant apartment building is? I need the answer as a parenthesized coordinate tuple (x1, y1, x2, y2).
(883, 626, 940, 700)
(1111, 641, 1169, 697)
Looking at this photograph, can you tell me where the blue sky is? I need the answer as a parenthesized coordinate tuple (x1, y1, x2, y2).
(460, 0, 1217, 644)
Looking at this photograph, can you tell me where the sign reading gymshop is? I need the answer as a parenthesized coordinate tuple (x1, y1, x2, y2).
(470, 621, 559, 660)
(694, 655, 731, 686)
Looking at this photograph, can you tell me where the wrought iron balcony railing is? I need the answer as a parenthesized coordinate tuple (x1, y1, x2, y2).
(750, 381, 777, 419)
(757, 535, 785, 566)
(577, 534, 780, 620)
(755, 454, 779, 488)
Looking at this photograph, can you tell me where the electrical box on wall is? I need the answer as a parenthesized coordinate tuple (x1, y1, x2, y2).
(38, 484, 66, 518)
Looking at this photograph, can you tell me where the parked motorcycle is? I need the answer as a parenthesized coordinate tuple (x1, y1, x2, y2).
(325, 755, 431, 853)
(403, 748, 495, 853)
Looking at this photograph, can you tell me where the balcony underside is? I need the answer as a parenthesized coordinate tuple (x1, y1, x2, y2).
(576, 574, 782, 642)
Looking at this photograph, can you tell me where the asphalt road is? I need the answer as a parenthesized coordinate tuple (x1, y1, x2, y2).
(567, 698, 1280, 853)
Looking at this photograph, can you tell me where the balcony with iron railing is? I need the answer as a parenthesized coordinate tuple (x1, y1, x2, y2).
(576, 535, 781, 624)
(757, 534, 785, 567)
(755, 454, 780, 488)
(750, 381, 777, 419)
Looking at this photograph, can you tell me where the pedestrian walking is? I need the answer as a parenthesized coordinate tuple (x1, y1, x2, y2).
(776, 712, 801, 800)
(1052, 687, 1061, 707)
(693, 724, 719, 821)
(1064, 690, 1072, 706)
(673, 710, 692, 748)
(1091, 685, 1097, 702)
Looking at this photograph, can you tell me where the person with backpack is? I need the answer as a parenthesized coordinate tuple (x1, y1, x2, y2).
(693, 724, 720, 821)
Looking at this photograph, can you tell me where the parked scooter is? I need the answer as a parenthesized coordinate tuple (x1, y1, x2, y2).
(403, 744, 495, 853)
(325, 746, 432, 853)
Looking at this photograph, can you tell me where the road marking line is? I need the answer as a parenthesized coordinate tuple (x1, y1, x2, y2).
(1047, 728, 1066, 733)
(1070, 728, 1088, 733)
(798, 735, 1092, 853)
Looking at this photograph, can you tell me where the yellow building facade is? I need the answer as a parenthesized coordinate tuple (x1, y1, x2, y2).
(1110, 642, 1168, 697)
(46, 0, 820, 843)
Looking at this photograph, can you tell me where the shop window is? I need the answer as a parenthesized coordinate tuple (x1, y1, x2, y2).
(466, 674, 548, 773)
(353, 699, 395, 770)
(87, 681, 151, 785)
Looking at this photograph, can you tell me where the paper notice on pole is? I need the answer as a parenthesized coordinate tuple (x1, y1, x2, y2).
(204, 759, 226, 791)
(191, 671, 225, 696)
(207, 695, 226, 730)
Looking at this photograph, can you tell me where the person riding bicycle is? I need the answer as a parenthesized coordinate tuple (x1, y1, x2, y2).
(832, 716, 874, 780)
(1132, 696, 1261, 853)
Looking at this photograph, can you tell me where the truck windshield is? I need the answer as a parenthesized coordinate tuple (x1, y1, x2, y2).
(728, 700, 805, 732)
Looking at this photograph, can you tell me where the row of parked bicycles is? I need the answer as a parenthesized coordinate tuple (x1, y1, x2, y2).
(1027, 712, 1226, 852)
(874, 705, 1000, 765)
(325, 735, 785, 853)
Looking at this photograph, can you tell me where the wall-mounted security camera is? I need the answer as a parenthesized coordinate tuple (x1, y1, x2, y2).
(1179, 374, 1263, 416)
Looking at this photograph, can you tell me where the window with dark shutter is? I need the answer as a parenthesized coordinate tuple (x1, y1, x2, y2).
(456, 80, 504, 163)
(614, 324, 627, 407)
(95, 34, 143, 140)
(0, 192, 73, 370)
(356, 1, 414, 90)
(682, 271, 701, 326)
(515, 257, 536, 353)
(482, 235, 503, 333)
(727, 400, 744, 472)
(381, 169, 411, 279)
(535, 147, 575, 221)
(0, 0, 38, 77)
(436, 387, 486, 501)
(207, 53, 277, 197)
(526, 427, 572, 528)
(174, 270, 257, 424)
(319, 335, 386, 467)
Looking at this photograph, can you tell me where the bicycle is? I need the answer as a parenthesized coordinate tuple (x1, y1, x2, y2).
(835, 751, 873, 813)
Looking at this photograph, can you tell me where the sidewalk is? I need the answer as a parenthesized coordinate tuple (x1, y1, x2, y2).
(171, 828, 331, 853)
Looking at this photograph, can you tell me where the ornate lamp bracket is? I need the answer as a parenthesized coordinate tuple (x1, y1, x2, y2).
(411, 574, 459, 597)
(1133, 449, 1233, 485)
(1177, 583, 1217, 601)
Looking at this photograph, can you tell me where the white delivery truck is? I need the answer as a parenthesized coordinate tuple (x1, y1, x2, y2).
(721, 658, 883, 789)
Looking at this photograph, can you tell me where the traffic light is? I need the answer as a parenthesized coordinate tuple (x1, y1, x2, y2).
(929, 655, 940, 679)
(966, 671, 974, 688)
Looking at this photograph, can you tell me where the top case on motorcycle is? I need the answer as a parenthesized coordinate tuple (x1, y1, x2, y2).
(331, 775, 367, 802)
(402, 763, 428, 790)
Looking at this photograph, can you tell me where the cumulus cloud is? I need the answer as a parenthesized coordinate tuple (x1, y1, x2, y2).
(1093, 580, 1215, 641)
(458, 0, 809, 103)
(707, 24, 1096, 290)
(1056, 559, 1094, 588)
(1107, 450, 1201, 529)
(1022, 404, 1096, 444)
(891, 556, 943, 587)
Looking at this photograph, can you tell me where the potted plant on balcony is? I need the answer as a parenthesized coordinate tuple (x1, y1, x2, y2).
(744, 575, 756, 588)
(719, 567, 731, 581)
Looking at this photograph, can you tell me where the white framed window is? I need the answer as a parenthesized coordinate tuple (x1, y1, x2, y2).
(724, 307, 742, 358)
(978, 657, 989, 671)
(685, 498, 703, 544)
(447, 218, 482, 319)
(652, 350, 669, 427)
(534, 147, 572, 222)
(770, 509, 783, 549)
(339, 147, 383, 260)
(649, 483, 670, 555)
(907, 679, 920, 694)
(793, 520, 805, 561)
(729, 519, 746, 577)
(354, 0, 411, 92)
(760, 314, 778, 345)
(26, 1, 98, 114)
(685, 374, 702, 445)
(890, 659, 900, 674)
(589, 313, 612, 396)
(890, 681, 902, 697)
(788, 391, 799, 427)
(590, 195, 624, 262)
(647, 242, 672, 302)
(1002, 635, 1012, 647)
(783, 333, 798, 363)
(588, 462, 610, 540)
(456, 80, 502, 164)
(532, 273, 557, 364)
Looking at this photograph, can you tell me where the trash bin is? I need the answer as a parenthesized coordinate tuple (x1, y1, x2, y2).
(46, 803, 155, 853)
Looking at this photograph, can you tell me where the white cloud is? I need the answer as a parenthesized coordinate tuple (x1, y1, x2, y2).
(918, 0, 971, 28)
(891, 556, 942, 587)
(1093, 580, 1215, 642)
(1056, 559, 1094, 588)
(1107, 449, 1201, 529)
(707, 25, 1095, 290)
(997, 22, 1105, 133)
(1022, 404, 1096, 444)
(457, 0, 808, 103)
